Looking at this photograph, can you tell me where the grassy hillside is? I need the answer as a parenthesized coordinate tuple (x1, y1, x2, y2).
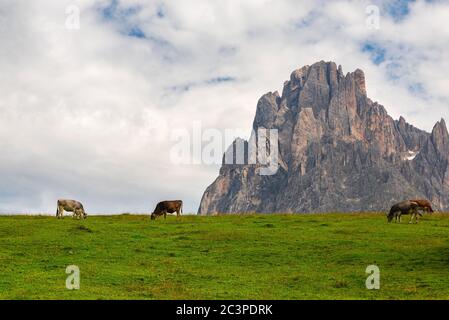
(0, 213, 448, 300)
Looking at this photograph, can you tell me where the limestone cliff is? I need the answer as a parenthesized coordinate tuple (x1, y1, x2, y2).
(198, 61, 449, 214)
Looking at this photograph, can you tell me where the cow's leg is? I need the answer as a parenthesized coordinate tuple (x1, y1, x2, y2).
(176, 209, 181, 218)
(59, 207, 64, 219)
(164, 211, 167, 220)
(412, 208, 420, 223)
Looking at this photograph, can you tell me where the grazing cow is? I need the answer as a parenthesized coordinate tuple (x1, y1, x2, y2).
(151, 200, 183, 220)
(387, 200, 420, 224)
(410, 199, 434, 214)
(56, 199, 87, 219)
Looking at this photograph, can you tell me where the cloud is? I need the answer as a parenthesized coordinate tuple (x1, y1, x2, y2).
(0, 0, 448, 213)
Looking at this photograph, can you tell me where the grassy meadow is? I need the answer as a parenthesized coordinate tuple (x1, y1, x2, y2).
(0, 213, 448, 300)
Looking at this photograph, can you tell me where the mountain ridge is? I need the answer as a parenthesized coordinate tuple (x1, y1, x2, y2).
(198, 61, 449, 214)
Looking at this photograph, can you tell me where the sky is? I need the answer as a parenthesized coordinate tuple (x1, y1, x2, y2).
(1, 0, 449, 214)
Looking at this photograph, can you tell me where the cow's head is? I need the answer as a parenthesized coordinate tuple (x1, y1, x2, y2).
(386, 211, 394, 223)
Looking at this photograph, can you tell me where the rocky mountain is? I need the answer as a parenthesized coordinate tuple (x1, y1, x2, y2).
(198, 61, 449, 214)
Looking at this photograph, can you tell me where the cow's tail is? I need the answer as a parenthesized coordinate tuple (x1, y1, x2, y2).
(181, 201, 183, 214)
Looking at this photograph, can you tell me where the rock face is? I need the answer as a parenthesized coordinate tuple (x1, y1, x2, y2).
(198, 61, 449, 214)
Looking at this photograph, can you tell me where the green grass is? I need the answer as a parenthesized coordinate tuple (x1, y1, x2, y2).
(1, 213, 449, 300)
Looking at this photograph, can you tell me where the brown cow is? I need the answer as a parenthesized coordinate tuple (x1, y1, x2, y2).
(151, 200, 183, 220)
(410, 199, 434, 214)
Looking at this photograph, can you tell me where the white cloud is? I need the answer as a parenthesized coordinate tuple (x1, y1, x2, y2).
(0, 0, 448, 213)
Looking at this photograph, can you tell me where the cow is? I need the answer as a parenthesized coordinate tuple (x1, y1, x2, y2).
(151, 200, 183, 220)
(56, 199, 87, 219)
(410, 199, 434, 214)
(387, 200, 420, 224)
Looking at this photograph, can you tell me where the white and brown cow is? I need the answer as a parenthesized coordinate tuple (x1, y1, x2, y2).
(56, 199, 87, 219)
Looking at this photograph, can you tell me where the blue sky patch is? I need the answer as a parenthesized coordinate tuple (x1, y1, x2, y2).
(100, 0, 141, 22)
(383, 0, 415, 21)
(407, 82, 430, 99)
(362, 42, 386, 65)
(385, 61, 404, 81)
(99, 0, 144, 38)
(128, 27, 146, 39)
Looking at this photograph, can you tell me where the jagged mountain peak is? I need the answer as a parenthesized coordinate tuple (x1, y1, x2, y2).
(432, 118, 448, 136)
(199, 62, 449, 214)
(430, 118, 449, 154)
